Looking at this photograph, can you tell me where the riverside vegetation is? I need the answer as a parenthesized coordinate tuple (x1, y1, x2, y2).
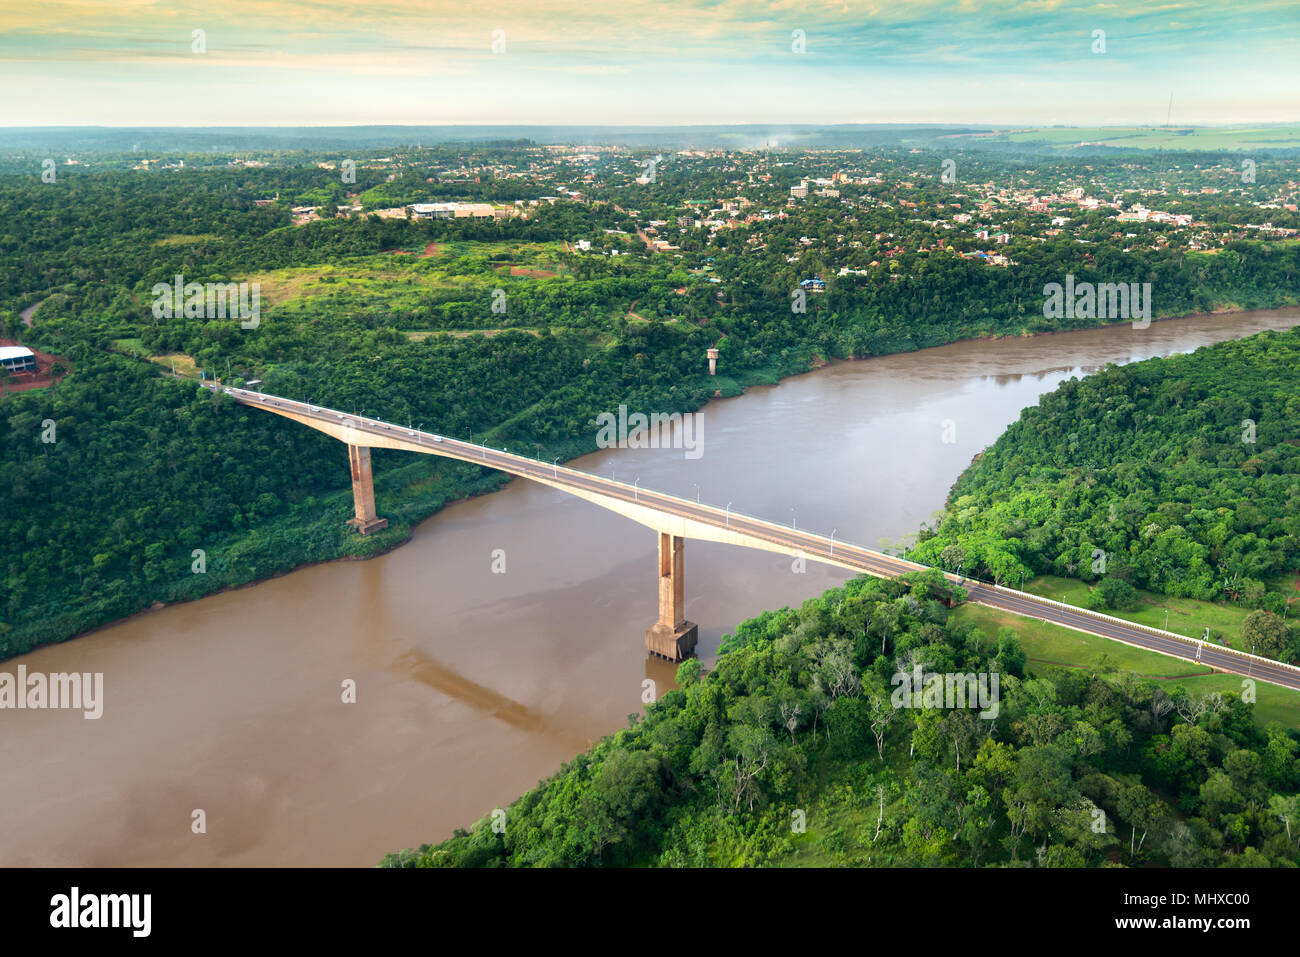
(381, 569, 1300, 867)
(3, 144, 1299, 658)
(4, 140, 1299, 869)
(383, 332, 1300, 868)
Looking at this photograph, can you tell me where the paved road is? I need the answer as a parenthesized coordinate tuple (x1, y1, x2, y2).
(18, 299, 44, 328)
(204, 383, 1300, 692)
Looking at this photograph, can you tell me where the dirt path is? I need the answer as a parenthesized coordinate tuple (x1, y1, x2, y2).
(19, 298, 45, 327)
(624, 298, 649, 322)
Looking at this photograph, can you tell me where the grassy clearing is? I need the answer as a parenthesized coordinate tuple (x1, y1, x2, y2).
(1022, 574, 1264, 653)
(425, 239, 570, 266)
(239, 263, 433, 305)
(146, 352, 199, 376)
(110, 339, 199, 376)
(1151, 673, 1300, 728)
(953, 603, 1209, 676)
(953, 603, 1300, 729)
(239, 241, 576, 307)
(154, 234, 225, 247)
(109, 338, 149, 357)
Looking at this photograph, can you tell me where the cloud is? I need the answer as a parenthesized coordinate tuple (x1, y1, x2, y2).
(3, 0, 1297, 124)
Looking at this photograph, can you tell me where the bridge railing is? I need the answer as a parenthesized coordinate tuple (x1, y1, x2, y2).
(211, 383, 908, 562)
(209, 385, 1300, 678)
(937, 558, 1300, 674)
(980, 579, 1300, 674)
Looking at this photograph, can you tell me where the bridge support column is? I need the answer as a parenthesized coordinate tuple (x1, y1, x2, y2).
(346, 444, 388, 535)
(644, 532, 698, 661)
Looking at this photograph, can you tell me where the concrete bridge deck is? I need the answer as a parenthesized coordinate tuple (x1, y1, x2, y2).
(201, 382, 1300, 690)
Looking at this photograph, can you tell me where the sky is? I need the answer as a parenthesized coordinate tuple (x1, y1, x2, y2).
(3, 0, 1298, 127)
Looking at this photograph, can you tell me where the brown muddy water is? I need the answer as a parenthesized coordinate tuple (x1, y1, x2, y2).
(3, 307, 1297, 866)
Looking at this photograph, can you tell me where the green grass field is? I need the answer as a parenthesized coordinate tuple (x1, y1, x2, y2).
(1022, 575, 1270, 653)
(954, 599, 1300, 729)
(109, 337, 149, 357)
(240, 240, 576, 307)
(153, 233, 226, 247)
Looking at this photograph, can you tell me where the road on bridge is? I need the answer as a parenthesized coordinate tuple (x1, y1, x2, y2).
(205, 384, 1300, 693)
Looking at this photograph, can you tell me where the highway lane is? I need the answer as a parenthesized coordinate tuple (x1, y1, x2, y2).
(207, 384, 1300, 693)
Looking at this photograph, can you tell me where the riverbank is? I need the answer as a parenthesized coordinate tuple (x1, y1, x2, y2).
(5, 302, 1299, 867)
(7, 301, 1298, 661)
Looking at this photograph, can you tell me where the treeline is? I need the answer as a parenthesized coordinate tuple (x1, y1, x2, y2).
(381, 570, 1300, 867)
(1, 299, 729, 655)
(0, 334, 589, 657)
(911, 328, 1300, 651)
(4, 159, 1300, 657)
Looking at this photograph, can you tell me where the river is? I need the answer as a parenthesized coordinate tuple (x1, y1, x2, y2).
(3, 307, 1298, 866)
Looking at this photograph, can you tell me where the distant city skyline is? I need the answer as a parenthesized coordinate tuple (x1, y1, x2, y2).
(5, 0, 1299, 127)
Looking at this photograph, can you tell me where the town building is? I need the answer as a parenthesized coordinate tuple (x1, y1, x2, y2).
(0, 346, 37, 373)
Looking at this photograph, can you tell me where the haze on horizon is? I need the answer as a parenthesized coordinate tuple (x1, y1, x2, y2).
(3, 0, 1299, 128)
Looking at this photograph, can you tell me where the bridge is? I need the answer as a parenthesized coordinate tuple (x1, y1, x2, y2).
(201, 383, 1300, 692)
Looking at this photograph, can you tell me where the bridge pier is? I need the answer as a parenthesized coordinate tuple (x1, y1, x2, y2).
(345, 444, 388, 535)
(644, 532, 698, 661)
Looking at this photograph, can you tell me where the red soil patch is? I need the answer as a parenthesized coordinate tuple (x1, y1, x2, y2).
(0, 339, 72, 394)
(380, 243, 441, 257)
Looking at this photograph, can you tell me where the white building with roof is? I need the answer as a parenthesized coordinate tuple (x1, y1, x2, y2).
(0, 345, 37, 373)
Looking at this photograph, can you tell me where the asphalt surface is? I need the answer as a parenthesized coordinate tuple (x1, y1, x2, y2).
(206, 383, 1300, 692)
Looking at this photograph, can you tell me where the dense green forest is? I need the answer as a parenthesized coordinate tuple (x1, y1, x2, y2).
(380, 322, 1300, 869)
(3, 149, 1299, 658)
(910, 329, 1300, 661)
(4, 143, 1300, 871)
(381, 569, 1300, 867)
